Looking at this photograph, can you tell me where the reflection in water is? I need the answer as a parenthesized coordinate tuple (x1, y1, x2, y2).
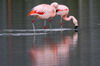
(30, 32, 78, 66)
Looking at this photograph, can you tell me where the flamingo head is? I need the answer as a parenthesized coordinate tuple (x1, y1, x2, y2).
(51, 2, 58, 9)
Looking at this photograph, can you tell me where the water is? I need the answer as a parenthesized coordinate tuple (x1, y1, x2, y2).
(0, 0, 100, 66)
(0, 30, 78, 66)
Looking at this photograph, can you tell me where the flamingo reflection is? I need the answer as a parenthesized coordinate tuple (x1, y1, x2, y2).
(30, 32, 78, 66)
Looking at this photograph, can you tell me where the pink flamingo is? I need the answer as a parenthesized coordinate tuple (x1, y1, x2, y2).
(56, 4, 78, 29)
(28, 2, 58, 33)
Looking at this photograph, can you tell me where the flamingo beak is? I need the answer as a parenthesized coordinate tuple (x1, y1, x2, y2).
(28, 10, 36, 16)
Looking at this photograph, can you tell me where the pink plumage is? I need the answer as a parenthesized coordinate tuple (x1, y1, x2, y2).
(56, 5, 78, 29)
(57, 5, 69, 16)
(28, 3, 57, 19)
(28, 2, 58, 33)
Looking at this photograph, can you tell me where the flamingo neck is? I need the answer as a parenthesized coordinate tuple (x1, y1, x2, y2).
(63, 16, 78, 26)
(63, 15, 74, 21)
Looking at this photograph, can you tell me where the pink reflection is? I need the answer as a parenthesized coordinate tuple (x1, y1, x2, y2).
(30, 32, 78, 66)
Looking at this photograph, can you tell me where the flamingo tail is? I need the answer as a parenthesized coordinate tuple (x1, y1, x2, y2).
(28, 10, 36, 16)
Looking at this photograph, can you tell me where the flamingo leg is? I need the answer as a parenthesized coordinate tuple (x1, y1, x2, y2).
(32, 19, 35, 34)
(49, 18, 52, 32)
(44, 20, 46, 33)
(60, 16, 63, 30)
(49, 22, 52, 32)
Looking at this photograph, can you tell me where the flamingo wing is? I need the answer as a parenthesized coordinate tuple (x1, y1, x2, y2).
(28, 4, 56, 19)
(56, 5, 69, 16)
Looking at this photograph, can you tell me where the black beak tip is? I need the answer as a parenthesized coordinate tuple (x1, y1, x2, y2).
(74, 26, 78, 29)
(74, 26, 78, 32)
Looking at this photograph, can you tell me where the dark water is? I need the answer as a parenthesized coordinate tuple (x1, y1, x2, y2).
(0, 0, 100, 66)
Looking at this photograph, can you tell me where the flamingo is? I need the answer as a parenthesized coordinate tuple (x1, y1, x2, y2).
(56, 4, 78, 29)
(28, 2, 58, 33)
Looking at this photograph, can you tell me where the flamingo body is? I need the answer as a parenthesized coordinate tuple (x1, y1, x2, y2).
(28, 2, 58, 32)
(57, 5, 69, 16)
(28, 4, 56, 19)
